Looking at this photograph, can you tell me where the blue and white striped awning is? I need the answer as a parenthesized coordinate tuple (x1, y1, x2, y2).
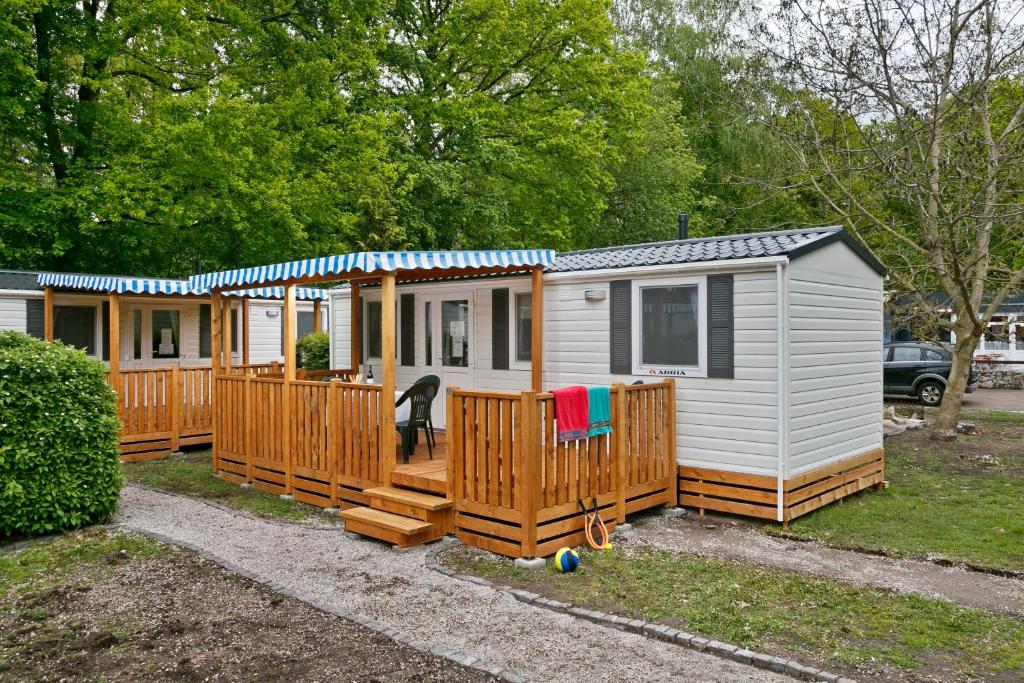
(37, 272, 193, 295)
(189, 249, 555, 290)
(222, 287, 329, 301)
(36, 273, 328, 301)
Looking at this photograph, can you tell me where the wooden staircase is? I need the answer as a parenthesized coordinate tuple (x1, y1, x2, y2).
(340, 486, 453, 548)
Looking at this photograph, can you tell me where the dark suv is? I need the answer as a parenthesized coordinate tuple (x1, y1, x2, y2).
(883, 342, 979, 406)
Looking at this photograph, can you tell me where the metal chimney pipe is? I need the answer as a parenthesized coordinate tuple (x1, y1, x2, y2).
(678, 213, 689, 240)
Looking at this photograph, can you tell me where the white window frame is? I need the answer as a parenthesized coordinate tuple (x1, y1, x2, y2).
(53, 301, 103, 359)
(508, 286, 533, 371)
(150, 307, 182, 360)
(631, 275, 707, 378)
(362, 295, 399, 362)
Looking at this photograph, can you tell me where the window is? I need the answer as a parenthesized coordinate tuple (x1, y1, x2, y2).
(441, 299, 469, 368)
(365, 301, 382, 357)
(232, 307, 240, 352)
(424, 301, 432, 364)
(297, 310, 313, 340)
(152, 310, 180, 359)
(923, 348, 947, 362)
(199, 305, 211, 358)
(639, 285, 699, 367)
(514, 293, 532, 362)
(891, 347, 921, 362)
(133, 310, 143, 360)
(54, 305, 97, 355)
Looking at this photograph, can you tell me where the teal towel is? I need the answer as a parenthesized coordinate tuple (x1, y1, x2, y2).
(587, 386, 611, 437)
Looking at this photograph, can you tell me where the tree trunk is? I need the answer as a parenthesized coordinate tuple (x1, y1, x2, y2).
(930, 332, 979, 440)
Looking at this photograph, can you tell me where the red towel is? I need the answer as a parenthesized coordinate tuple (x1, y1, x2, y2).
(552, 386, 589, 442)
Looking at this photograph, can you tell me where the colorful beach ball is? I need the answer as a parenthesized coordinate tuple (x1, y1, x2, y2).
(554, 548, 580, 573)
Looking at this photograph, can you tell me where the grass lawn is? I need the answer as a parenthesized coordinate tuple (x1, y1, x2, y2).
(122, 450, 338, 524)
(443, 543, 1024, 682)
(771, 410, 1024, 573)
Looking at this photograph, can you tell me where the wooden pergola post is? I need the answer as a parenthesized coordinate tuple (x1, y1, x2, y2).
(350, 283, 360, 372)
(380, 273, 396, 486)
(530, 266, 544, 392)
(211, 291, 222, 377)
(312, 298, 322, 333)
(222, 298, 233, 374)
(241, 298, 250, 366)
(108, 293, 121, 419)
(282, 283, 296, 494)
(43, 286, 54, 341)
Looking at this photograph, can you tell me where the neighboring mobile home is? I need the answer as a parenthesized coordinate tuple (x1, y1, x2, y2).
(328, 226, 887, 523)
(1, 270, 328, 366)
(1, 270, 329, 459)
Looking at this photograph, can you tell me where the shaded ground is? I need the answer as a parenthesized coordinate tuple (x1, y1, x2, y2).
(0, 530, 496, 682)
(775, 410, 1024, 572)
(442, 543, 1024, 683)
(123, 449, 338, 524)
(115, 486, 788, 682)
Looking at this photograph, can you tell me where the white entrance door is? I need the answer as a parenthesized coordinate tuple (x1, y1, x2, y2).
(422, 295, 474, 426)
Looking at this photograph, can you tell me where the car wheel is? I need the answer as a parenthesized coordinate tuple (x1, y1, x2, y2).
(918, 380, 944, 406)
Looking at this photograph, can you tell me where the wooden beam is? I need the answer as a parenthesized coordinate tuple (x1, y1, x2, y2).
(108, 293, 121, 423)
(211, 291, 222, 377)
(222, 298, 233, 373)
(43, 286, 54, 341)
(283, 284, 297, 381)
(350, 282, 361, 372)
(241, 298, 250, 365)
(283, 283, 296, 494)
(530, 266, 544, 392)
(312, 298, 322, 333)
(380, 272, 396, 486)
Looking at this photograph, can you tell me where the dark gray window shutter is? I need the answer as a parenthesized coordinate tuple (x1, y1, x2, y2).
(609, 280, 632, 374)
(25, 299, 44, 339)
(400, 293, 415, 366)
(491, 288, 509, 370)
(707, 274, 734, 379)
(199, 304, 212, 358)
(102, 301, 110, 361)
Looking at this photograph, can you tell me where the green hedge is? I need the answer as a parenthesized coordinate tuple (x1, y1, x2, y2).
(296, 331, 330, 370)
(0, 331, 122, 538)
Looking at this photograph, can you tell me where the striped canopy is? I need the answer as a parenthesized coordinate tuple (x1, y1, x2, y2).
(189, 249, 555, 290)
(36, 273, 328, 301)
(38, 272, 192, 295)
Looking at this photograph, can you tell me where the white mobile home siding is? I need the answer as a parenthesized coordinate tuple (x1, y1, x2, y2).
(330, 266, 783, 478)
(0, 294, 32, 333)
(543, 268, 780, 477)
(786, 241, 885, 476)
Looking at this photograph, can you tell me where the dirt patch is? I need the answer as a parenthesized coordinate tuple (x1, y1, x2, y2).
(0, 531, 496, 683)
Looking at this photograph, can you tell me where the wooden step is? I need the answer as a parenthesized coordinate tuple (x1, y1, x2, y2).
(339, 507, 439, 548)
(390, 469, 447, 495)
(365, 487, 453, 510)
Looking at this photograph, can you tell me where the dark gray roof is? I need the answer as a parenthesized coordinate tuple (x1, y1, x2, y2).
(0, 270, 42, 291)
(549, 226, 886, 276)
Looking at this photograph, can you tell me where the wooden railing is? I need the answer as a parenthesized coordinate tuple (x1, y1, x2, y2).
(447, 380, 676, 558)
(113, 367, 215, 460)
(212, 375, 383, 507)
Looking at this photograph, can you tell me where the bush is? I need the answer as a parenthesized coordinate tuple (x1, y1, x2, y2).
(296, 331, 330, 370)
(0, 331, 122, 538)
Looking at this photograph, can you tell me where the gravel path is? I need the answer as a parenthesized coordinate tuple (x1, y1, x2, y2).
(631, 514, 1024, 616)
(115, 486, 790, 683)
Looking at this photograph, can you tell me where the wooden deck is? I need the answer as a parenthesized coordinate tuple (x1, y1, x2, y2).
(211, 376, 679, 557)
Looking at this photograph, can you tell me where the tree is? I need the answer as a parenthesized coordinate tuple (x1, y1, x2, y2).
(0, 0, 402, 276)
(755, 0, 1024, 438)
(379, 0, 672, 251)
(611, 0, 832, 237)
